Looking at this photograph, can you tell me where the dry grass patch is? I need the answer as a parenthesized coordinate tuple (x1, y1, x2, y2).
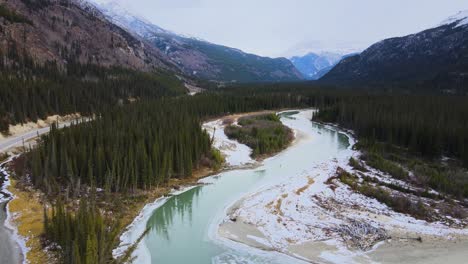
(265, 200, 274, 209)
(274, 197, 284, 217)
(295, 177, 315, 195)
(7, 179, 52, 263)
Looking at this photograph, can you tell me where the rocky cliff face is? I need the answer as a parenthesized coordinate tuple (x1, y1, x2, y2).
(321, 11, 468, 92)
(0, 0, 177, 72)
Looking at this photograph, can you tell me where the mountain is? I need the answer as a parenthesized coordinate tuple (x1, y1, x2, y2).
(0, 0, 180, 72)
(321, 11, 468, 92)
(289, 52, 354, 80)
(94, 1, 303, 83)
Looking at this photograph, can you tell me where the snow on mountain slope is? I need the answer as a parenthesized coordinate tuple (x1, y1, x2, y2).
(95, 1, 170, 37)
(321, 10, 468, 92)
(440, 10, 468, 28)
(289, 52, 355, 80)
(90, 0, 303, 83)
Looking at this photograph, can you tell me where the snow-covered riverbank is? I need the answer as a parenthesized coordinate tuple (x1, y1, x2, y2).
(112, 109, 468, 264)
(203, 119, 255, 167)
(218, 113, 468, 263)
(112, 185, 199, 263)
(0, 159, 27, 264)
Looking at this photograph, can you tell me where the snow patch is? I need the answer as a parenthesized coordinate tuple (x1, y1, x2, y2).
(440, 10, 468, 27)
(203, 120, 254, 167)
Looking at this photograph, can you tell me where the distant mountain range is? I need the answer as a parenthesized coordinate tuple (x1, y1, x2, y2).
(95, 1, 303, 83)
(289, 52, 356, 80)
(321, 10, 468, 92)
(2, 0, 467, 90)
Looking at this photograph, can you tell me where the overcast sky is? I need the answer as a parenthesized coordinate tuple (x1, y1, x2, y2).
(93, 0, 468, 57)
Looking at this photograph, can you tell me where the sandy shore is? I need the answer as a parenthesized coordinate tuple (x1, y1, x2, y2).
(367, 233, 468, 264)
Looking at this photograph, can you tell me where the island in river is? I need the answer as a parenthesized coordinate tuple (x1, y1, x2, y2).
(224, 113, 294, 158)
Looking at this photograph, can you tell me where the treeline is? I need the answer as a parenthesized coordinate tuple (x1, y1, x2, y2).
(0, 69, 184, 132)
(17, 92, 315, 264)
(313, 94, 468, 166)
(15, 86, 468, 195)
(355, 141, 468, 199)
(19, 92, 317, 195)
(217, 85, 468, 167)
(213, 85, 468, 196)
(20, 100, 214, 195)
(0, 43, 186, 132)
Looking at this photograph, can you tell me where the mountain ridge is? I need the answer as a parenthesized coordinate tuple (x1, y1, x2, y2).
(320, 10, 468, 92)
(94, 0, 304, 83)
(289, 52, 353, 80)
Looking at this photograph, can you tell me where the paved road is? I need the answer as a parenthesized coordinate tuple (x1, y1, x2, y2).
(0, 127, 50, 153)
(0, 122, 74, 153)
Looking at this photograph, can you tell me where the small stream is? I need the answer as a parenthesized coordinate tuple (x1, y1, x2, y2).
(137, 110, 351, 264)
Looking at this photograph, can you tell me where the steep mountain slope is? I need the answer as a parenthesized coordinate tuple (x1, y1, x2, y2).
(0, 0, 191, 131)
(0, 0, 176, 72)
(290, 52, 353, 80)
(95, 1, 303, 83)
(321, 11, 468, 91)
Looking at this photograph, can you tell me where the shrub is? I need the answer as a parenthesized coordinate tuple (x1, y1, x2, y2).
(364, 153, 408, 180)
(349, 157, 368, 172)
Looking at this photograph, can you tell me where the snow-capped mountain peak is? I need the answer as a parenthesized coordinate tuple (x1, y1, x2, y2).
(91, 0, 171, 37)
(289, 51, 354, 80)
(440, 10, 468, 28)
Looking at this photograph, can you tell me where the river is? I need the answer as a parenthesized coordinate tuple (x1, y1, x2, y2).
(132, 110, 351, 263)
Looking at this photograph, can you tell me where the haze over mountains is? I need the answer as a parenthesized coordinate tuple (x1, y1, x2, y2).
(94, 0, 303, 83)
(289, 52, 356, 80)
(0, 0, 303, 84)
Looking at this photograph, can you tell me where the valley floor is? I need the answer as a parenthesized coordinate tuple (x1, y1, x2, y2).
(2, 110, 467, 264)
